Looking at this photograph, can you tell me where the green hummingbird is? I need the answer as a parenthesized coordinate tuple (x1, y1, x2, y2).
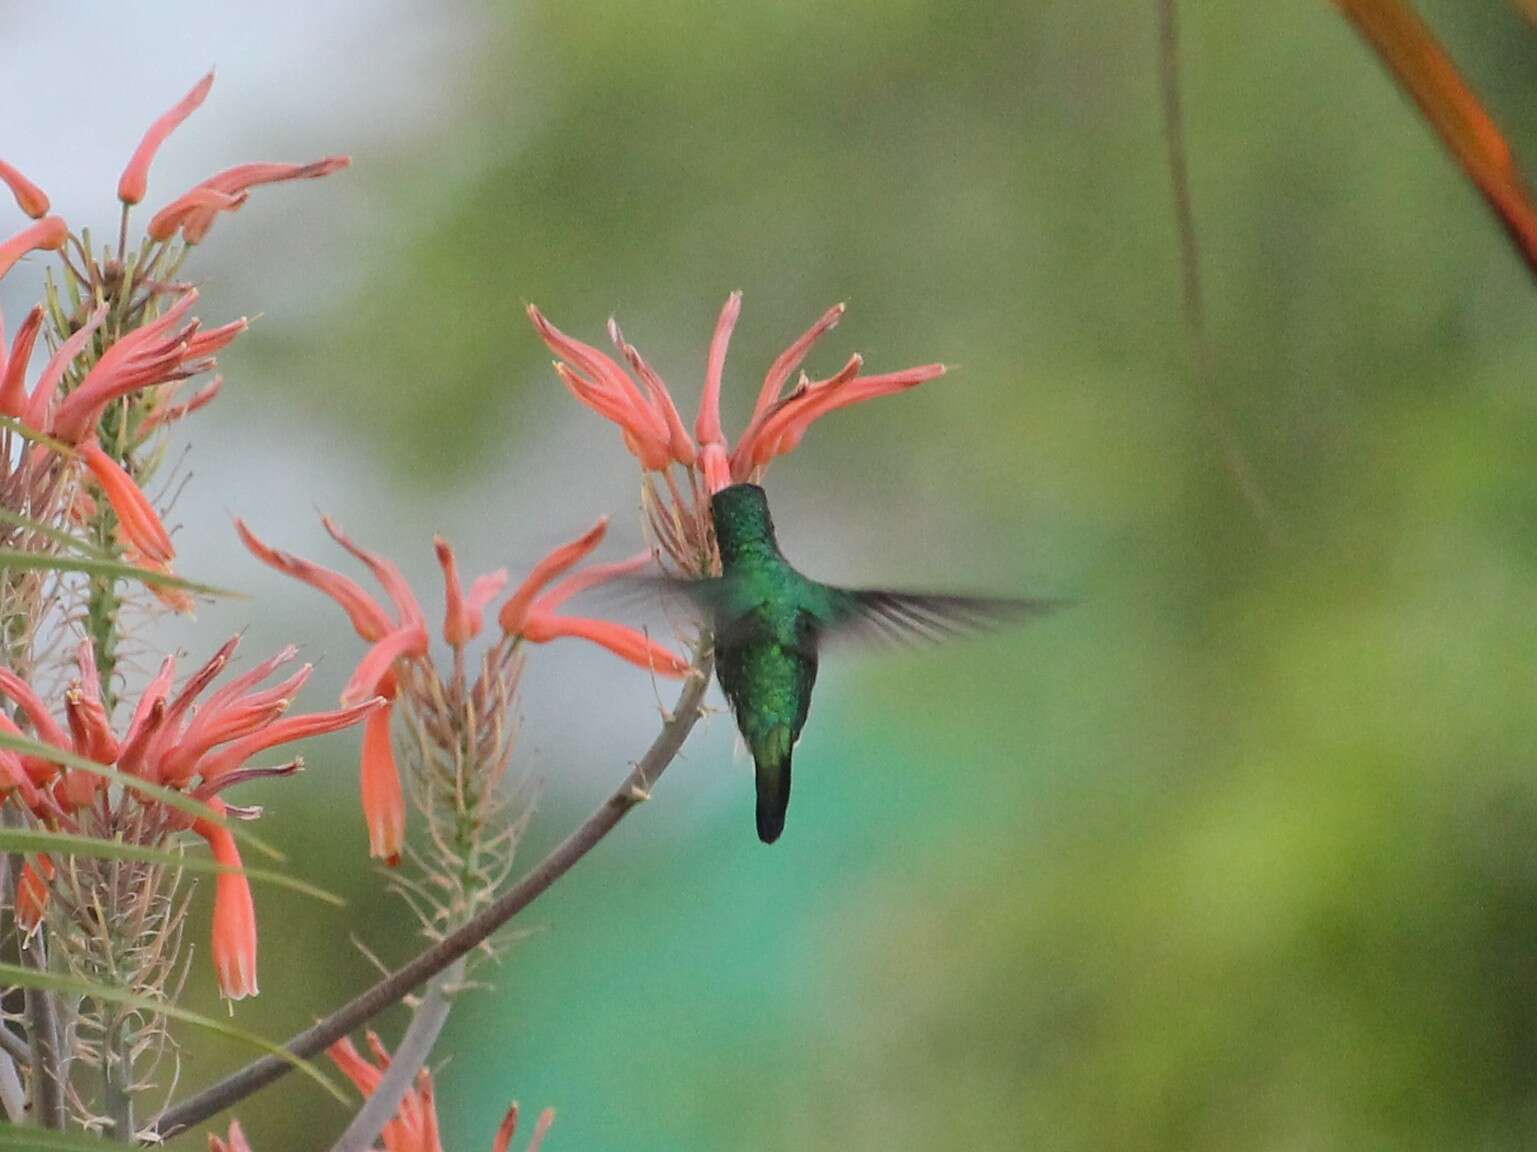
(681, 482, 1061, 844)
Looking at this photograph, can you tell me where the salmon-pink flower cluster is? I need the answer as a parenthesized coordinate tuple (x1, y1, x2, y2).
(529, 296, 945, 573)
(237, 514, 688, 867)
(0, 71, 348, 617)
(0, 636, 382, 999)
(325, 1032, 554, 1152)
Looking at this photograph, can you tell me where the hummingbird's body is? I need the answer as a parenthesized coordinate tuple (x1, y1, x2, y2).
(703, 483, 1058, 844)
(710, 483, 821, 843)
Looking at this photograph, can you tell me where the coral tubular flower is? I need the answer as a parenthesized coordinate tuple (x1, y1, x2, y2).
(328, 1032, 555, 1152)
(361, 705, 405, 865)
(236, 518, 395, 642)
(498, 516, 607, 633)
(22, 303, 109, 433)
(530, 295, 946, 573)
(0, 636, 379, 995)
(195, 805, 259, 1000)
(147, 187, 247, 242)
(0, 304, 43, 418)
(342, 626, 430, 707)
(117, 71, 215, 205)
(0, 215, 68, 281)
(242, 513, 693, 859)
(435, 536, 508, 648)
(0, 158, 49, 218)
(16, 855, 54, 933)
(79, 439, 176, 564)
(163, 156, 351, 245)
(520, 611, 690, 676)
(49, 290, 203, 442)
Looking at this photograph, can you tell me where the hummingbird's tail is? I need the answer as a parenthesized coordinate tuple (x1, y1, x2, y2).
(752, 726, 794, 845)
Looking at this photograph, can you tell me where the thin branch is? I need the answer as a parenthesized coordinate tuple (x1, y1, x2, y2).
(0, 1022, 30, 1067)
(327, 959, 465, 1152)
(152, 639, 714, 1140)
(1155, 0, 1285, 542)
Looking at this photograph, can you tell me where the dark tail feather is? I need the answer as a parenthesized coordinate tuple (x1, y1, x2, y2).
(753, 727, 793, 845)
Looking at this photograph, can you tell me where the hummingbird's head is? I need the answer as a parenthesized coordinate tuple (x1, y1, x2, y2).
(710, 483, 779, 563)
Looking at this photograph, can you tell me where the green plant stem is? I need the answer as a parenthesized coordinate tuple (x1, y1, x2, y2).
(3, 806, 65, 1130)
(102, 1014, 133, 1141)
(152, 639, 714, 1141)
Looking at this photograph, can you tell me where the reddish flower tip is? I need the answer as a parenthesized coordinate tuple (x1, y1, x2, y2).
(208, 1119, 254, 1152)
(0, 305, 44, 418)
(118, 71, 215, 205)
(0, 216, 68, 281)
(0, 159, 49, 219)
(695, 290, 742, 449)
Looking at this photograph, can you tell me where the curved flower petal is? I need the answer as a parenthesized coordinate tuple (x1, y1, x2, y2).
(194, 697, 384, 782)
(236, 519, 394, 642)
(341, 627, 429, 707)
(0, 305, 43, 418)
(695, 291, 741, 450)
(117, 71, 215, 205)
(533, 551, 652, 615)
(520, 612, 690, 677)
(23, 303, 109, 433)
(322, 516, 425, 631)
(80, 440, 175, 564)
(751, 301, 845, 424)
(499, 517, 608, 635)
(0, 216, 67, 281)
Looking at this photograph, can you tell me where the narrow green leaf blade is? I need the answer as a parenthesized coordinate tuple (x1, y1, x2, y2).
(0, 732, 284, 863)
(0, 964, 347, 1104)
(0, 509, 111, 560)
(0, 550, 244, 599)
(0, 829, 342, 907)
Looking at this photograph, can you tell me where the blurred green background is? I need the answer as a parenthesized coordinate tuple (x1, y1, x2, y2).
(17, 0, 1537, 1148)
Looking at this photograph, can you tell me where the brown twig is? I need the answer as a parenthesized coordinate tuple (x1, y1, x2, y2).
(151, 639, 714, 1141)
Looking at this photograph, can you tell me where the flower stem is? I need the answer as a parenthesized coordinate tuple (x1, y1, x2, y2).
(102, 1012, 134, 1141)
(4, 805, 65, 1130)
(326, 959, 465, 1152)
(152, 638, 714, 1140)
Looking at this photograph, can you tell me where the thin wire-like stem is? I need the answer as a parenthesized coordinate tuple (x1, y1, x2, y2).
(1155, 0, 1284, 542)
(326, 959, 465, 1152)
(152, 639, 714, 1140)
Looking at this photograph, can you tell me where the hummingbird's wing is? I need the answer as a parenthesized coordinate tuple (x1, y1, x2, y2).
(810, 588, 1067, 650)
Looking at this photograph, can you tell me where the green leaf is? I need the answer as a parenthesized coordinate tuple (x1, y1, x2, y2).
(0, 732, 284, 863)
(0, 509, 112, 560)
(0, 829, 342, 907)
(0, 964, 348, 1105)
(0, 550, 244, 599)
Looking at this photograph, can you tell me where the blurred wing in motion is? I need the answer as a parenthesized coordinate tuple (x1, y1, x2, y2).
(812, 588, 1068, 650)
